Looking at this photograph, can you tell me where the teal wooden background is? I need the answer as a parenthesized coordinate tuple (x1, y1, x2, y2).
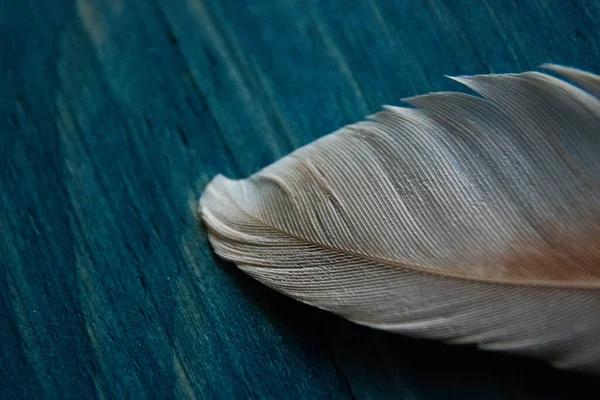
(2, 0, 600, 398)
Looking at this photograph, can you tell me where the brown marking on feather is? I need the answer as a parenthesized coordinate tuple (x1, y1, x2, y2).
(499, 215, 600, 285)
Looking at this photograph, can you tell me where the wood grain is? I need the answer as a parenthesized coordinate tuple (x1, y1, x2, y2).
(1, 0, 600, 398)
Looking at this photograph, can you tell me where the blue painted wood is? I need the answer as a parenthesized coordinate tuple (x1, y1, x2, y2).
(1, 0, 599, 398)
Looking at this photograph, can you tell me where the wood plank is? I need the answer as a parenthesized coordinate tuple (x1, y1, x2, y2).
(1, 0, 599, 398)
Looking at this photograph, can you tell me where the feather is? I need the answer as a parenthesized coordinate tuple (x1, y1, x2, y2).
(198, 64, 600, 374)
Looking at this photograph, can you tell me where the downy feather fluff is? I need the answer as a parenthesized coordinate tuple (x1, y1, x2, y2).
(199, 64, 600, 374)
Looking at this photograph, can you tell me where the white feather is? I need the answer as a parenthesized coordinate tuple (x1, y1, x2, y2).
(199, 65, 600, 374)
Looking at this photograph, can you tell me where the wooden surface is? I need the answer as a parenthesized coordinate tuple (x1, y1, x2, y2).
(2, 0, 600, 398)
